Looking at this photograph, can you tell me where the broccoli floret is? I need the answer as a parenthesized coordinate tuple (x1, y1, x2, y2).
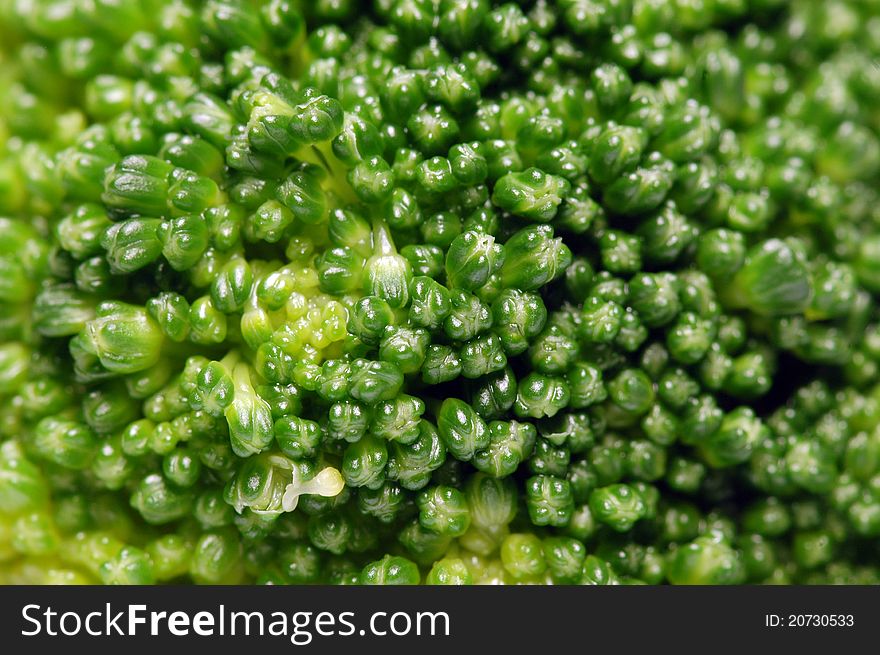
(1, 0, 880, 587)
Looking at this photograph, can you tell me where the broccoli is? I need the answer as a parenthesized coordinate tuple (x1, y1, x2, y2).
(1, 0, 880, 586)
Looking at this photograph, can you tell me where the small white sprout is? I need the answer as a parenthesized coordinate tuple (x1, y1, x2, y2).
(281, 465, 345, 513)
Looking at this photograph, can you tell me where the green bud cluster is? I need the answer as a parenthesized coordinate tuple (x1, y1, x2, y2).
(1, 0, 880, 586)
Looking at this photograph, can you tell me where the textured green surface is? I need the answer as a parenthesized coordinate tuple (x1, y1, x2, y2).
(1, 0, 880, 585)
